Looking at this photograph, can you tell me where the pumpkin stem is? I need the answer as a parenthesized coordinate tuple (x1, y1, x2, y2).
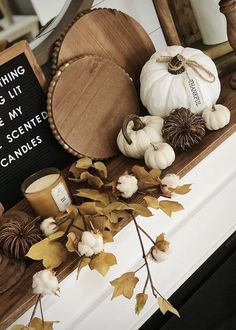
(151, 143, 159, 151)
(122, 114, 145, 145)
(212, 105, 217, 112)
(168, 54, 186, 75)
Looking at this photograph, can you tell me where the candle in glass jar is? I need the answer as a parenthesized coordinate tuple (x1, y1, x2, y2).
(22, 168, 71, 218)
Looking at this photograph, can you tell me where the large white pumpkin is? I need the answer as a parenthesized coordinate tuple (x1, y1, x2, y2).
(140, 46, 221, 117)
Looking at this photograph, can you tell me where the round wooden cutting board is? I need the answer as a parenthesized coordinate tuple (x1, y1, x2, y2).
(52, 8, 155, 87)
(48, 55, 140, 159)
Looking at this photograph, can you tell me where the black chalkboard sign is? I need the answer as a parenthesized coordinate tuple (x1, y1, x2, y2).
(0, 41, 73, 209)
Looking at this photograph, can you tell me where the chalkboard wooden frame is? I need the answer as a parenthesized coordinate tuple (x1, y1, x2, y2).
(0, 40, 46, 88)
(0, 40, 74, 209)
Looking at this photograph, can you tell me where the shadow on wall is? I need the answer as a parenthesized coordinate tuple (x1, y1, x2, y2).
(8, 0, 36, 15)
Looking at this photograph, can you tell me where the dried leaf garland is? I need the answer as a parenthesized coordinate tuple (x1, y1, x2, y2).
(158, 297, 180, 318)
(144, 197, 184, 217)
(89, 252, 117, 276)
(11, 317, 59, 330)
(77, 257, 91, 279)
(26, 231, 67, 269)
(135, 293, 148, 315)
(110, 272, 139, 299)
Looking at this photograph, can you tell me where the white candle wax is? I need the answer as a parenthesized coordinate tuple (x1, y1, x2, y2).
(25, 174, 59, 193)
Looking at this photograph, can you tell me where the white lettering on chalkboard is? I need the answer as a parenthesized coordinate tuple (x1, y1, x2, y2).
(9, 106, 22, 120)
(0, 135, 42, 167)
(0, 66, 25, 87)
(6, 111, 47, 142)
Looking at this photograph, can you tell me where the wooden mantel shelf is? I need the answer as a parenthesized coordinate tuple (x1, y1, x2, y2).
(1, 73, 236, 329)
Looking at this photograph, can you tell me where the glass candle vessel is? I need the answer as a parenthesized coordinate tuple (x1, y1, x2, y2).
(21, 167, 72, 218)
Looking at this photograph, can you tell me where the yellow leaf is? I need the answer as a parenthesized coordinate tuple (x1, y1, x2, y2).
(29, 317, 59, 330)
(132, 165, 150, 180)
(135, 293, 148, 315)
(110, 272, 139, 299)
(26, 235, 68, 269)
(65, 205, 79, 219)
(69, 162, 84, 179)
(89, 252, 117, 276)
(47, 231, 65, 241)
(158, 297, 180, 318)
(103, 202, 129, 214)
(149, 168, 162, 178)
(78, 202, 102, 216)
(76, 157, 93, 169)
(144, 196, 160, 209)
(93, 161, 107, 179)
(173, 184, 192, 195)
(132, 165, 161, 190)
(90, 215, 106, 232)
(155, 233, 170, 252)
(128, 203, 152, 217)
(105, 220, 121, 232)
(102, 231, 114, 243)
(77, 257, 91, 279)
(159, 200, 184, 217)
(79, 172, 104, 189)
(66, 232, 78, 252)
(10, 325, 28, 330)
(76, 189, 109, 205)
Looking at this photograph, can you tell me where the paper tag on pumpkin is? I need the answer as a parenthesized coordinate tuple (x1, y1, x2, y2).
(184, 78, 204, 112)
(51, 183, 71, 211)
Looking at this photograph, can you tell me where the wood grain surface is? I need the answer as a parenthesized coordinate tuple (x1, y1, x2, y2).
(152, 0, 181, 45)
(52, 8, 155, 88)
(48, 55, 140, 159)
(1, 73, 236, 329)
(0, 255, 25, 294)
(168, 0, 201, 46)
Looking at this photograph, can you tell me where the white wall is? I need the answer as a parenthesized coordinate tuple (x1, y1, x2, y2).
(92, 0, 167, 50)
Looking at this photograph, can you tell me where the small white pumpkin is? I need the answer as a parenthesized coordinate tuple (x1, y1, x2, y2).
(202, 104, 230, 130)
(144, 143, 175, 170)
(140, 45, 221, 117)
(117, 114, 163, 159)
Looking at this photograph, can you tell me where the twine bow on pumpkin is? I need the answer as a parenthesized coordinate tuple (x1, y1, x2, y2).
(156, 54, 216, 83)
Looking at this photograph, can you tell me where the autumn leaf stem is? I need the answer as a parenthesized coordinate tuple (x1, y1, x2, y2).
(134, 263, 146, 274)
(71, 224, 85, 232)
(137, 224, 155, 244)
(142, 273, 149, 294)
(131, 213, 157, 298)
(64, 218, 75, 236)
(82, 215, 88, 231)
(29, 294, 41, 324)
(39, 296, 44, 324)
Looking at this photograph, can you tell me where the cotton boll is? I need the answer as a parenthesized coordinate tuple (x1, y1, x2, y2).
(78, 242, 94, 257)
(78, 231, 104, 256)
(32, 269, 59, 296)
(40, 217, 58, 236)
(151, 247, 169, 262)
(161, 174, 179, 189)
(81, 231, 96, 246)
(93, 234, 104, 254)
(116, 174, 138, 198)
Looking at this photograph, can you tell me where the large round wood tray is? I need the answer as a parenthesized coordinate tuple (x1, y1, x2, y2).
(47, 55, 140, 159)
(52, 8, 155, 87)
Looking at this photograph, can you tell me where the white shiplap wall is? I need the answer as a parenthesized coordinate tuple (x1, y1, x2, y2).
(92, 0, 167, 50)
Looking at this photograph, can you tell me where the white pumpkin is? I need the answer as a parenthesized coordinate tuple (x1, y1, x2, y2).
(202, 104, 230, 130)
(117, 114, 163, 159)
(140, 45, 221, 117)
(144, 143, 175, 170)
